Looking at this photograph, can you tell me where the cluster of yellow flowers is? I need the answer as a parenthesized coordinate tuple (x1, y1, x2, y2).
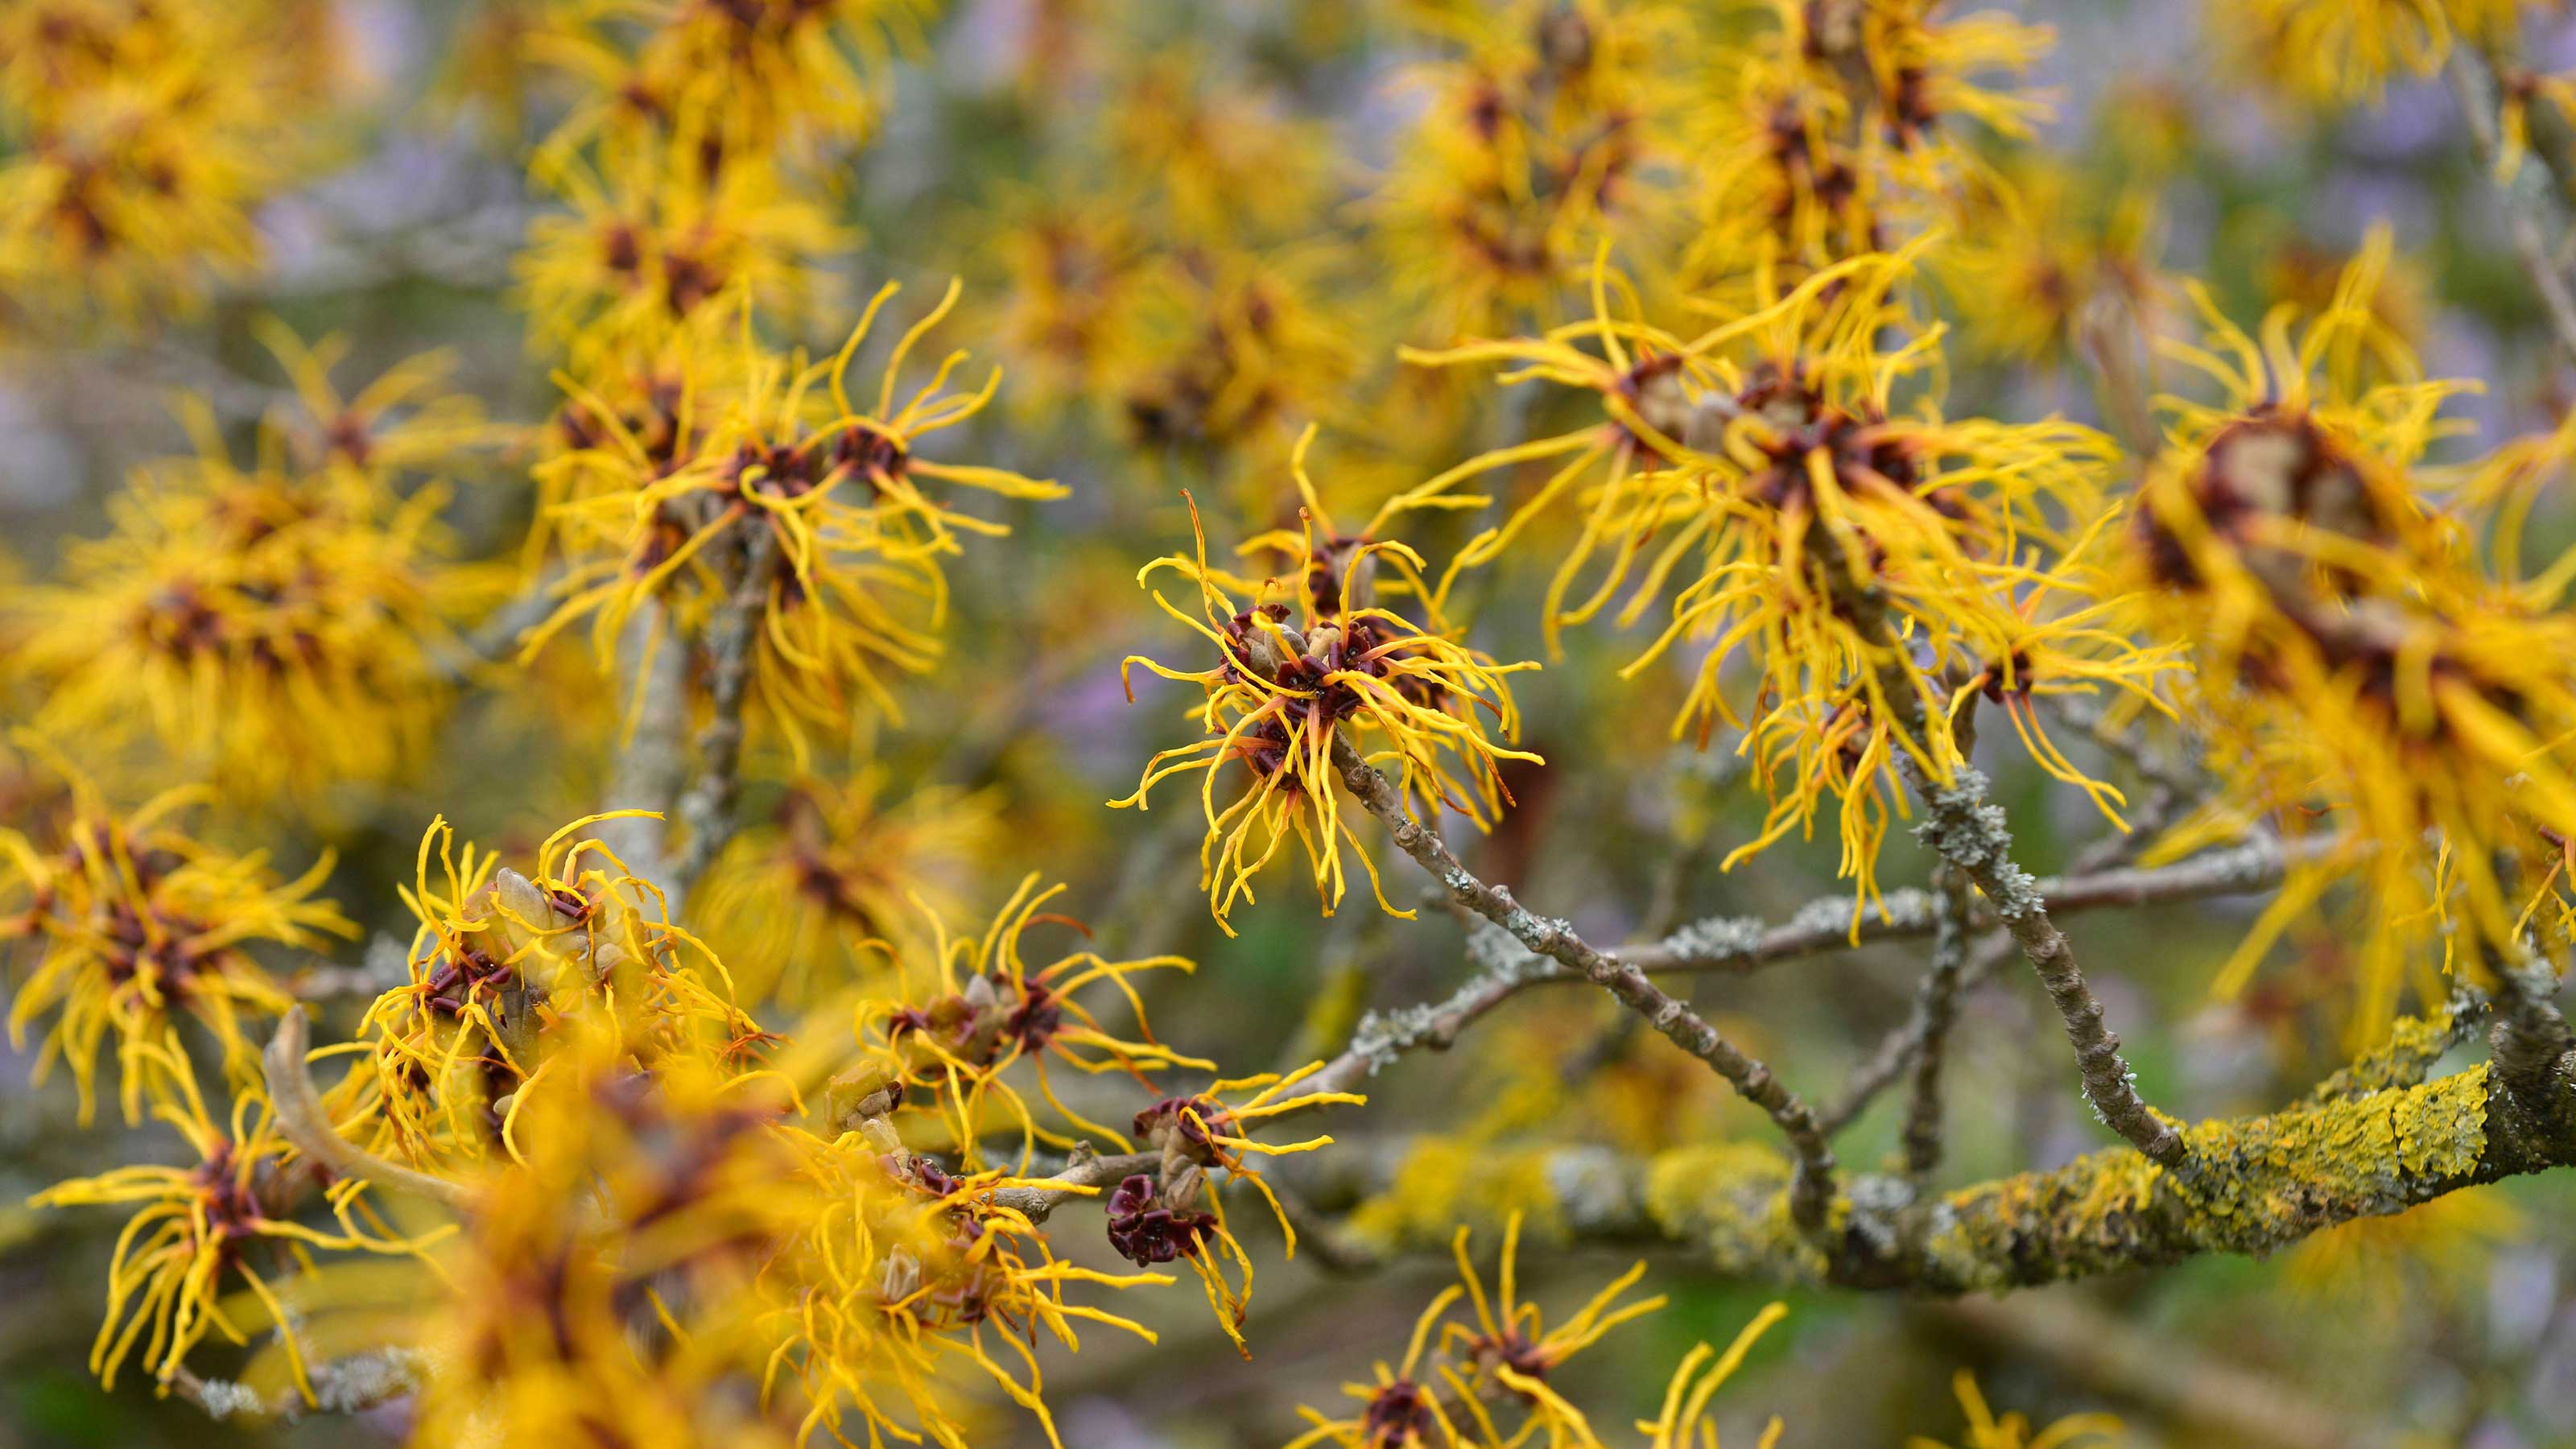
(1120, 432, 1540, 931)
(507, 1, 1065, 769)
(21, 807, 1365, 1443)
(0, 745, 349, 1124)
(2131, 230, 2576, 1042)
(4, 374, 487, 808)
(17, 0, 2576, 1439)
(0, 0, 343, 324)
(1103, 0, 2576, 1044)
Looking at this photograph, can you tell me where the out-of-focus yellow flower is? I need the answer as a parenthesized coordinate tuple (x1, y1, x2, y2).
(1371, 0, 1686, 340)
(5, 401, 477, 805)
(538, 0, 932, 167)
(1116, 436, 1539, 934)
(1935, 160, 2161, 365)
(1113, 246, 1360, 477)
(415, 1042, 813, 1449)
(0, 0, 341, 325)
(1682, 0, 2050, 290)
(691, 768, 999, 1008)
(981, 195, 1146, 418)
(1104, 51, 1334, 245)
(2130, 227, 2576, 1040)
(527, 281, 1063, 763)
(1, 745, 351, 1124)
(2281, 1186, 2522, 1316)
(518, 134, 850, 370)
(1905, 1370, 2122, 1449)
(252, 319, 500, 484)
(2217, 0, 2521, 106)
(31, 1035, 445, 1403)
(2256, 232, 2433, 360)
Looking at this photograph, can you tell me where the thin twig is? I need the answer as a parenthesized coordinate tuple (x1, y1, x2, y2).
(167, 1348, 430, 1424)
(1818, 525, 2185, 1166)
(597, 601, 690, 894)
(2453, 51, 2576, 368)
(985, 1146, 1160, 1222)
(1818, 931, 2017, 1135)
(1899, 851, 1975, 1179)
(1907, 762, 2184, 1165)
(1628, 820, 2333, 976)
(1893, 683, 1976, 1182)
(1327, 735, 1842, 1227)
(262, 1007, 474, 1212)
(1314, 835, 2326, 1124)
(671, 529, 778, 890)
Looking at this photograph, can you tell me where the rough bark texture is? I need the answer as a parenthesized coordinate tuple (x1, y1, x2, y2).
(1294, 999, 2576, 1294)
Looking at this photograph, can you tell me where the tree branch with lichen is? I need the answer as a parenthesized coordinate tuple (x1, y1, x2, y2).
(1297, 994, 2574, 1293)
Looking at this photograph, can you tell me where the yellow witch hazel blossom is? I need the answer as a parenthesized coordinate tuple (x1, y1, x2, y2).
(1117, 433, 1540, 934)
(117, 812, 1327, 1447)
(1373, 0, 1686, 341)
(526, 280, 1064, 759)
(1407, 244, 2159, 923)
(2129, 228, 2576, 1039)
(0, 0, 340, 325)
(24, 0, 2576, 1439)
(414, 1034, 818, 1449)
(1905, 1371, 2124, 1449)
(251, 319, 501, 484)
(1680, 0, 2052, 291)
(1288, 1218, 1780, 1449)
(691, 767, 999, 1007)
(336, 811, 766, 1173)
(2282, 1187, 2523, 1317)
(1112, 243, 1360, 477)
(4, 395, 478, 806)
(840, 874, 1210, 1168)
(30, 1034, 448, 1406)
(1638, 1302, 1790, 1449)
(1109, 1063, 1362, 1354)
(770, 1121, 1168, 1449)
(536, 0, 933, 166)
(0, 744, 352, 1125)
(1441, 1212, 1666, 1445)
(2220, 0, 2524, 105)
(1934, 157, 2162, 365)
(518, 127, 852, 370)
